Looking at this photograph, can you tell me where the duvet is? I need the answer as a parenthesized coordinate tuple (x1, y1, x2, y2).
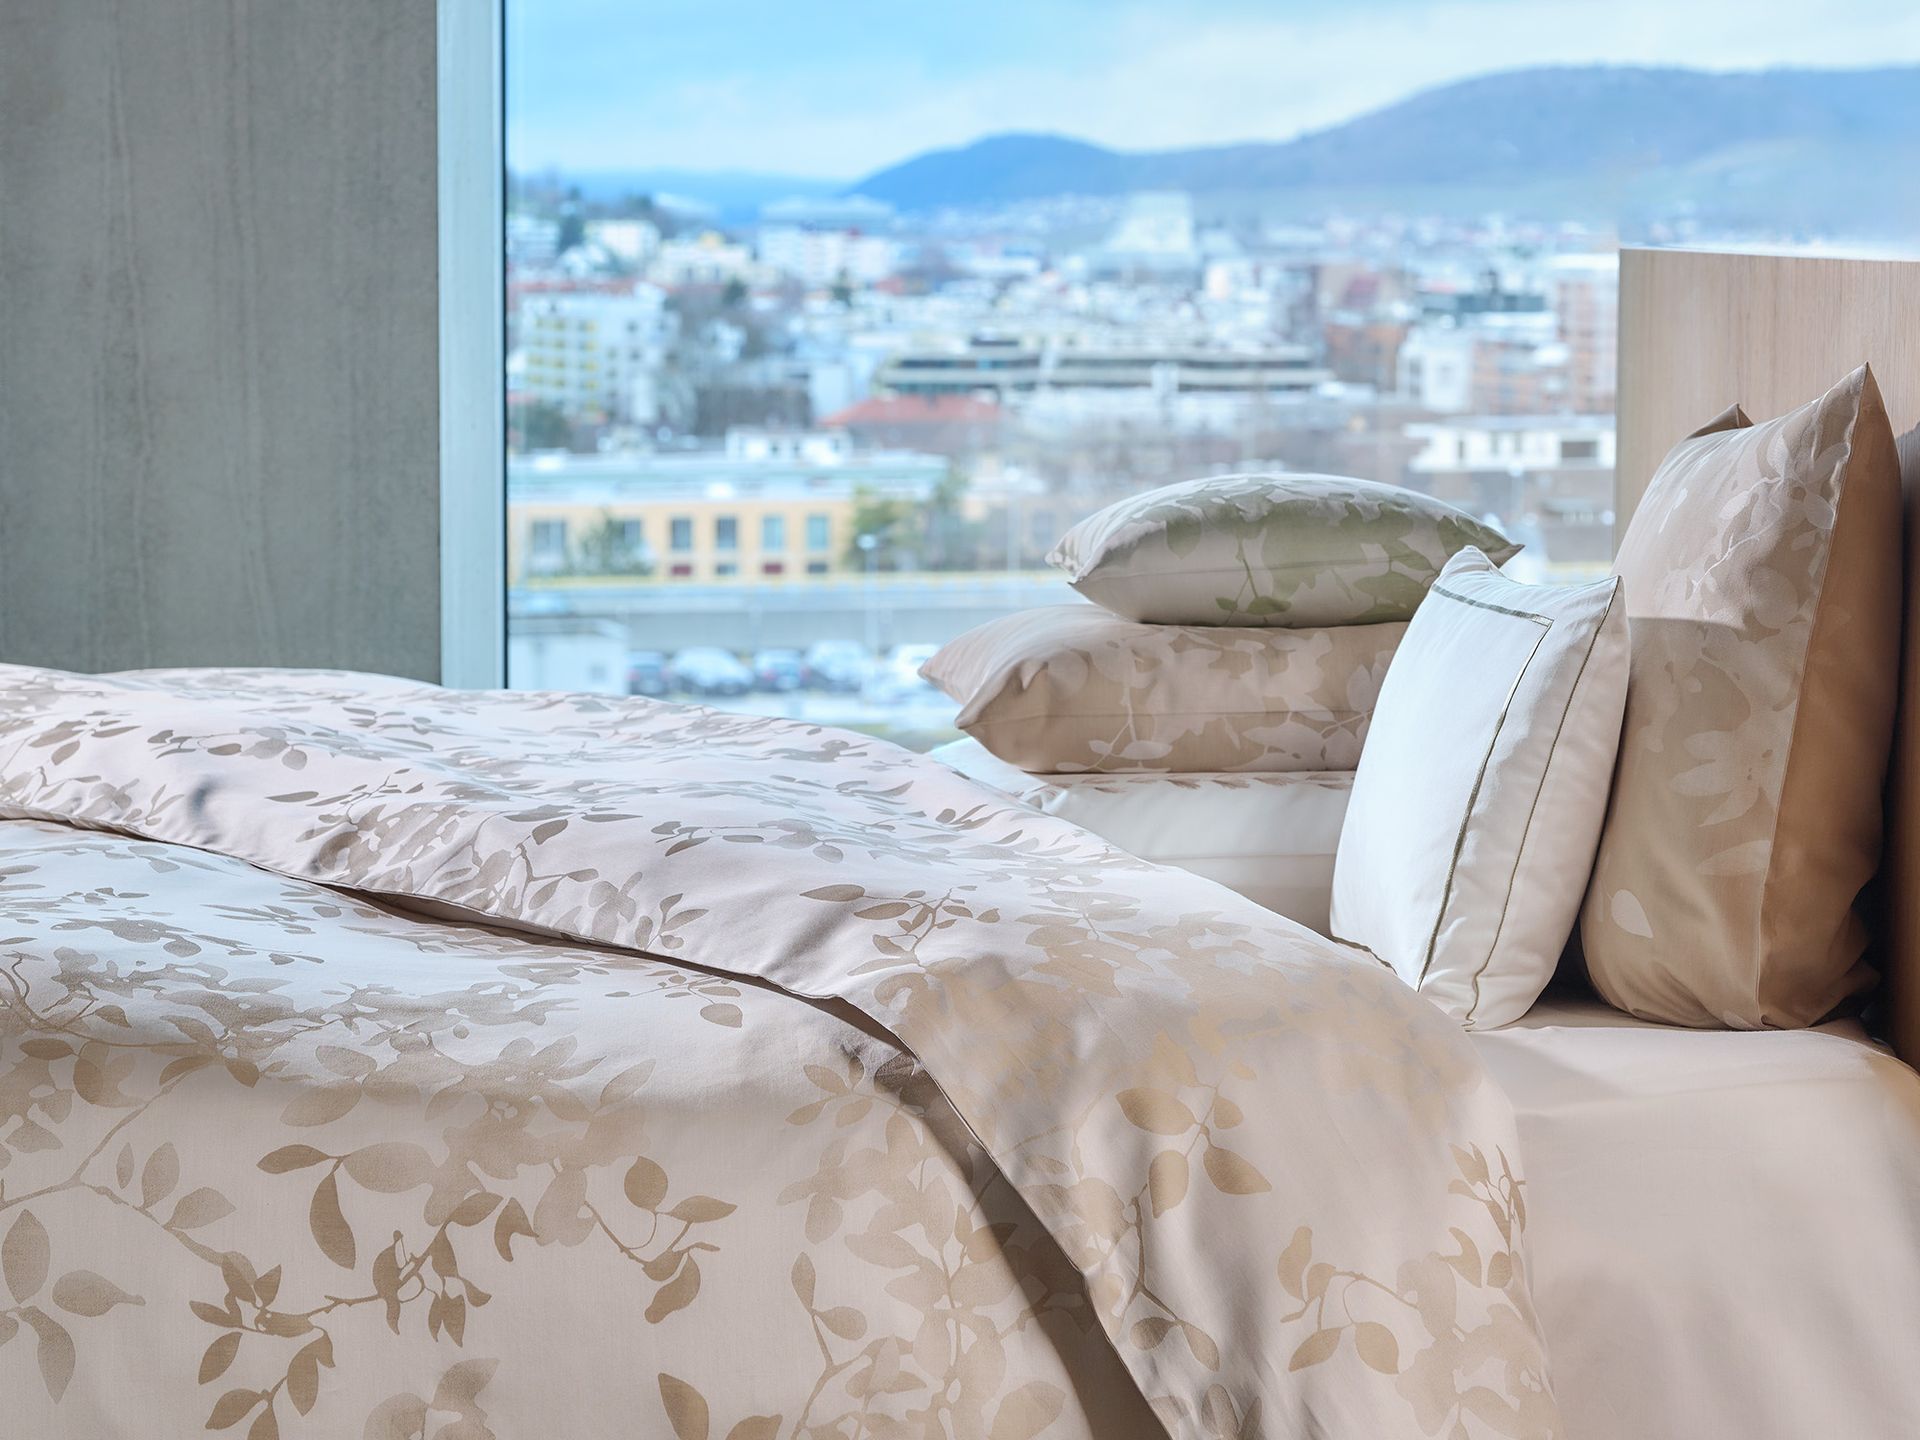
(0, 666, 1558, 1440)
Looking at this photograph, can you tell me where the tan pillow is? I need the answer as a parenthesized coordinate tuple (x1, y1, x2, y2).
(1047, 472, 1521, 627)
(921, 606, 1404, 773)
(1580, 365, 1902, 1028)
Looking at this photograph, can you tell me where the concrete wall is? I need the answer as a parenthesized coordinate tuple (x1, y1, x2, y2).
(0, 4, 442, 678)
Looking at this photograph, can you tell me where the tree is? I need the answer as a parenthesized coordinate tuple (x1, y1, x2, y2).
(922, 470, 984, 570)
(845, 472, 980, 573)
(556, 190, 586, 254)
(845, 489, 916, 571)
(570, 510, 653, 577)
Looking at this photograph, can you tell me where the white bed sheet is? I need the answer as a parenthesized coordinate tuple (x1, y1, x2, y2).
(929, 737, 1351, 932)
(1478, 995, 1920, 1440)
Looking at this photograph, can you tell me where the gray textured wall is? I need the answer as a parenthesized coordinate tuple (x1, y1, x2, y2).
(0, 3, 442, 679)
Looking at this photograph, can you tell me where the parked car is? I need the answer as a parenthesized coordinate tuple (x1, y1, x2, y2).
(753, 648, 806, 693)
(803, 639, 870, 694)
(864, 643, 942, 705)
(669, 646, 753, 697)
(626, 650, 669, 698)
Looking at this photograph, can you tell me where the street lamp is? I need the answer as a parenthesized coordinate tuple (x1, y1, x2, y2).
(856, 532, 880, 661)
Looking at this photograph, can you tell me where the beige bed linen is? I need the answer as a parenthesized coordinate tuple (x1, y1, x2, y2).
(1475, 996, 1920, 1440)
(923, 606, 1402, 774)
(0, 666, 1560, 1440)
(1048, 473, 1520, 627)
(1581, 367, 1903, 1028)
(0, 820, 1156, 1440)
(930, 738, 1351, 934)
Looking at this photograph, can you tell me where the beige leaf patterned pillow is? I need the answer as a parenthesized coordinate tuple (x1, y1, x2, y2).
(1580, 365, 1903, 1028)
(1047, 472, 1521, 627)
(921, 605, 1404, 773)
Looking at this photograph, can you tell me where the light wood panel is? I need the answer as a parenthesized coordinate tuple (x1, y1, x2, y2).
(1617, 248, 1920, 1060)
(0, 3, 442, 679)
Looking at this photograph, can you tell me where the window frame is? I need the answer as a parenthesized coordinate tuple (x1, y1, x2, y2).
(437, 0, 507, 687)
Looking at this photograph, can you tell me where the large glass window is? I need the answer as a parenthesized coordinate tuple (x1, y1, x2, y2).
(504, 3, 1893, 740)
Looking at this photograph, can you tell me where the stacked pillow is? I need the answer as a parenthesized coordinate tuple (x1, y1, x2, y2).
(924, 473, 1521, 936)
(925, 370, 1902, 1039)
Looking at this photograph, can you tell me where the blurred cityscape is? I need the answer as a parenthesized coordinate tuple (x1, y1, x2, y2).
(506, 181, 1625, 746)
(507, 56, 1867, 745)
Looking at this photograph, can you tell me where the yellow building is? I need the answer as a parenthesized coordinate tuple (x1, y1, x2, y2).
(507, 430, 947, 586)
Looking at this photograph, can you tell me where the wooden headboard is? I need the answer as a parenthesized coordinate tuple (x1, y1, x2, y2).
(1616, 247, 1920, 1060)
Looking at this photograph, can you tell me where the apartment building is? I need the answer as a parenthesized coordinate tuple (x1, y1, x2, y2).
(875, 337, 1329, 401)
(519, 287, 676, 423)
(1553, 252, 1621, 415)
(757, 226, 900, 288)
(1406, 413, 1617, 564)
(648, 232, 763, 287)
(507, 430, 947, 584)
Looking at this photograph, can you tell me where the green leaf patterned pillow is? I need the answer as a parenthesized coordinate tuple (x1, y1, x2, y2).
(1048, 473, 1522, 627)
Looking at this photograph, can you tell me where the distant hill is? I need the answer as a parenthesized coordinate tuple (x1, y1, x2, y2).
(849, 65, 1920, 233)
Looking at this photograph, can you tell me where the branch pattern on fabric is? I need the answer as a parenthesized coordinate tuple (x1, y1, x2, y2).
(0, 666, 1558, 1437)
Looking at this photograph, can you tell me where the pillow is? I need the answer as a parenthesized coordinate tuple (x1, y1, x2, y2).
(920, 605, 1404, 773)
(1579, 365, 1902, 1029)
(1047, 472, 1521, 627)
(1330, 550, 1627, 1028)
(932, 738, 1353, 934)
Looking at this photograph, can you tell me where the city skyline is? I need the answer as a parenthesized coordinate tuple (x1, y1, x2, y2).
(508, 0, 1920, 176)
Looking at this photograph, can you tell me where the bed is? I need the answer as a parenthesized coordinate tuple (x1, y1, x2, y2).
(927, 738, 1353, 936)
(1, 249, 1918, 1440)
(1474, 996, 1920, 1439)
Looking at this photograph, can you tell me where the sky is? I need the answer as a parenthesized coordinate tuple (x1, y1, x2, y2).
(506, 0, 1920, 179)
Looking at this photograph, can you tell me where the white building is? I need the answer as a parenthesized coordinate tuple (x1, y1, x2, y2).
(1395, 327, 1475, 412)
(589, 218, 662, 267)
(649, 233, 760, 287)
(506, 616, 628, 695)
(1406, 413, 1617, 567)
(1102, 192, 1197, 267)
(1406, 414, 1616, 476)
(723, 427, 851, 465)
(757, 227, 899, 288)
(519, 287, 676, 423)
(507, 213, 560, 269)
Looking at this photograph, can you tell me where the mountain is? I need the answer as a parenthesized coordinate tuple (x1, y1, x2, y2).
(848, 65, 1920, 232)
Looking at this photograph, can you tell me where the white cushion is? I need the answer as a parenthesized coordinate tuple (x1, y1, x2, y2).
(930, 738, 1352, 935)
(1330, 550, 1628, 1027)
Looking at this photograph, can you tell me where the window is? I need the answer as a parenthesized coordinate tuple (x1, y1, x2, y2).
(528, 519, 568, 574)
(500, 3, 1879, 729)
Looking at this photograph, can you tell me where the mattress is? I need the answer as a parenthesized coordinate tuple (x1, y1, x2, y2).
(930, 737, 1351, 933)
(1477, 995, 1920, 1440)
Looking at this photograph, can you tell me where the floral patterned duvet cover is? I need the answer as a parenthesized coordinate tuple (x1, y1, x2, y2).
(0, 666, 1557, 1440)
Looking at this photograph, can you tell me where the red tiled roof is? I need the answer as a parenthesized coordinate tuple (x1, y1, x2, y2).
(820, 395, 1003, 428)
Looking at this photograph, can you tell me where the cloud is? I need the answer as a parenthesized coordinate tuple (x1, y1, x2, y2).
(508, 0, 1920, 176)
